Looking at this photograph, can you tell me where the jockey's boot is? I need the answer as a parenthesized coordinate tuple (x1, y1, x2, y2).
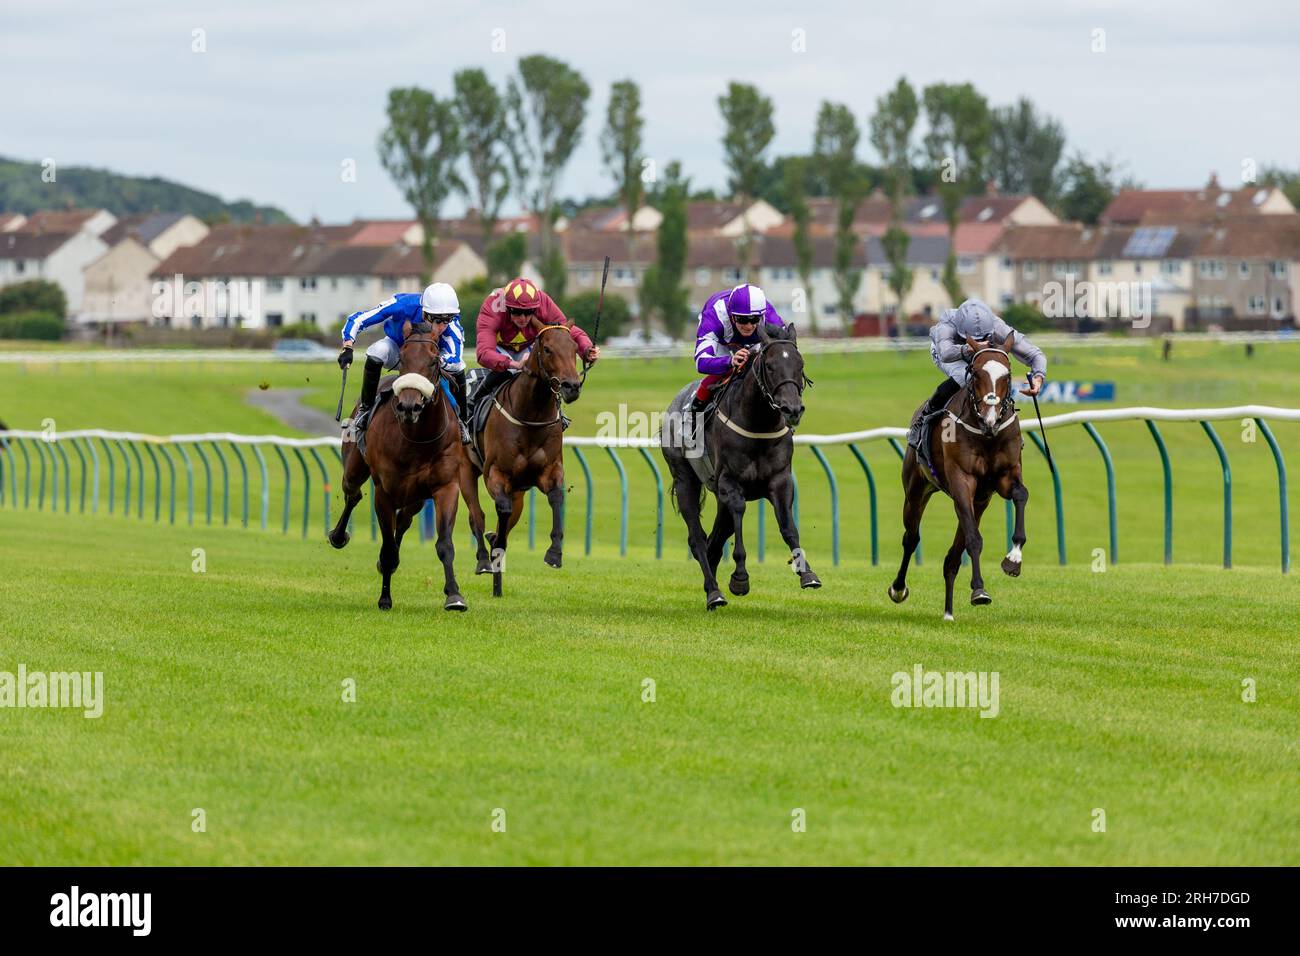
(909, 378, 961, 447)
(450, 372, 471, 444)
(357, 357, 383, 414)
(685, 395, 708, 440)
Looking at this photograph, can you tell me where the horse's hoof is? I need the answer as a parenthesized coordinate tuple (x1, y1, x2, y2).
(1001, 557, 1021, 577)
(706, 590, 728, 610)
(378, 596, 392, 611)
(728, 573, 749, 596)
(888, 585, 909, 604)
(971, 588, 992, 606)
(444, 594, 468, 612)
(328, 529, 350, 550)
(942, 611, 954, 622)
(800, 571, 822, 590)
(475, 558, 492, 575)
(544, 549, 562, 569)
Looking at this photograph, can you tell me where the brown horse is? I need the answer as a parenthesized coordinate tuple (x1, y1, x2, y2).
(328, 321, 467, 612)
(461, 320, 583, 597)
(889, 334, 1029, 620)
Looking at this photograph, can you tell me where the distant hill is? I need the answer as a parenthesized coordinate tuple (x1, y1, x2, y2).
(0, 156, 292, 224)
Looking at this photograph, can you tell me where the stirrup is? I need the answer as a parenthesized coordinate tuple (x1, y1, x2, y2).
(458, 420, 471, 444)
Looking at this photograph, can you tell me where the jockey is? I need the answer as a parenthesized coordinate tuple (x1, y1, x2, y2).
(338, 282, 469, 443)
(472, 276, 600, 419)
(911, 298, 1047, 441)
(688, 283, 784, 422)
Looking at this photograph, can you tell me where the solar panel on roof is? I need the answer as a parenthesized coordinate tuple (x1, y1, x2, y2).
(1123, 226, 1176, 258)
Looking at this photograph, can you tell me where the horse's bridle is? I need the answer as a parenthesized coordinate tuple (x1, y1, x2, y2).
(390, 331, 452, 445)
(492, 323, 572, 429)
(750, 341, 813, 416)
(950, 346, 1017, 436)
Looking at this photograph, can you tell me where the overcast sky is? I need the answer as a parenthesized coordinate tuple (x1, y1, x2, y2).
(3, 0, 1298, 223)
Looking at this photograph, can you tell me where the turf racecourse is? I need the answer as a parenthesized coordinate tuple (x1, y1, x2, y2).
(2, 508, 1297, 866)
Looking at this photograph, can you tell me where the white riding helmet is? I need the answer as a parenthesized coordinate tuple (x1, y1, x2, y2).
(421, 282, 460, 316)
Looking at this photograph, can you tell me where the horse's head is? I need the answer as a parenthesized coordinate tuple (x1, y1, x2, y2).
(755, 323, 808, 428)
(529, 319, 583, 404)
(392, 320, 440, 424)
(965, 333, 1014, 436)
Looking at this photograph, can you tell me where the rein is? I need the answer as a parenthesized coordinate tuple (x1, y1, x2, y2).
(390, 335, 452, 446)
(716, 340, 810, 441)
(491, 324, 570, 429)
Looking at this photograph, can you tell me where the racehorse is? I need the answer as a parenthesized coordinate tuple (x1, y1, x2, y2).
(662, 322, 820, 610)
(328, 320, 467, 612)
(889, 334, 1029, 620)
(460, 320, 582, 597)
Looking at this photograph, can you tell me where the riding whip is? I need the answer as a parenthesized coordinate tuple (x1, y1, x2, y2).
(1027, 373, 1055, 475)
(335, 363, 349, 422)
(582, 255, 611, 384)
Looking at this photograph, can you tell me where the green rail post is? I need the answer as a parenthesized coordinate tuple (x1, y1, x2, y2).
(158, 443, 177, 525)
(1200, 421, 1232, 569)
(1026, 430, 1065, 565)
(292, 447, 311, 539)
(84, 437, 100, 515)
(1255, 418, 1289, 573)
(176, 443, 195, 526)
(252, 444, 269, 531)
(887, 437, 919, 565)
(194, 442, 213, 526)
(847, 443, 878, 566)
(230, 442, 250, 528)
(308, 447, 330, 536)
(143, 442, 161, 522)
(70, 437, 87, 514)
(272, 444, 291, 534)
(208, 440, 229, 526)
(53, 439, 72, 513)
(128, 440, 145, 519)
(1081, 421, 1117, 565)
(809, 445, 840, 566)
(17, 438, 32, 509)
(1145, 420, 1172, 564)
(527, 487, 536, 550)
(101, 438, 117, 515)
(605, 446, 629, 557)
(2, 437, 17, 508)
(572, 446, 593, 556)
(638, 446, 664, 559)
(35, 439, 48, 511)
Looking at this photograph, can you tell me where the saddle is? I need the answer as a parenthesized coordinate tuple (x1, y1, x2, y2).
(680, 375, 739, 493)
(463, 367, 513, 469)
(347, 374, 401, 456)
(907, 401, 948, 489)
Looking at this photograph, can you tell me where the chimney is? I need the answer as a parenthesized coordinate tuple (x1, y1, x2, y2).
(1207, 171, 1220, 191)
(985, 178, 999, 197)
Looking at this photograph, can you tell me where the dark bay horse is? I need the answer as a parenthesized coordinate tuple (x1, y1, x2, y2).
(889, 334, 1029, 620)
(328, 321, 466, 612)
(461, 320, 583, 597)
(662, 322, 820, 610)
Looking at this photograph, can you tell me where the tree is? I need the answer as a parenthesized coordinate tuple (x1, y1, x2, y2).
(815, 101, 865, 327)
(601, 79, 646, 322)
(1058, 153, 1131, 224)
(0, 279, 67, 318)
(922, 82, 991, 305)
(486, 232, 526, 283)
(452, 68, 510, 247)
(988, 98, 1066, 202)
(562, 289, 631, 344)
(1259, 166, 1300, 210)
(506, 55, 591, 274)
(870, 77, 920, 332)
(717, 82, 775, 275)
(378, 86, 463, 284)
(784, 157, 816, 332)
(641, 161, 691, 337)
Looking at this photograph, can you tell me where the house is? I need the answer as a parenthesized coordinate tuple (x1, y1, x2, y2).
(0, 228, 108, 315)
(0, 213, 27, 232)
(686, 199, 784, 237)
(82, 214, 212, 325)
(1186, 217, 1300, 326)
(150, 223, 487, 330)
(1100, 173, 1296, 226)
(21, 207, 118, 238)
(562, 205, 663, 234)
(863, 232, 954, 324)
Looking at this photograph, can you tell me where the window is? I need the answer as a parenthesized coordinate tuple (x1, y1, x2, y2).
(299, 312, 317, 325)
(722, 268, 743, 284)
(577, 268, 592, 284)
(1239, 261, 1251, 278)
(15, 260, 25, 275)
(266, 312, 284, 327)
(1052, 261, 1080, 278)
(1000, 257, 1012, 270)
(1160, 260, 1182, 276)
(930, 269, 940, 282)
(1269, 261, 1288, 279)
(353, 277, 366, 289)
(330, 278, 338, 291)
(383, 278, 399, 291)
(1248, 295, 1267, 315)
(300, 277, 318, 291)
(1000, 293, 1014, 307)
(266, 278, 284, 293)
(1096, 260, 1113, 276)
(694, 268, 710, 286)
(1198, 260, 1226, 278)
(1274, 297, 1287, 318)
(957, 257, 976, 274)
(613, 267, 635, 286)
(1022, 262, 1037, 279)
